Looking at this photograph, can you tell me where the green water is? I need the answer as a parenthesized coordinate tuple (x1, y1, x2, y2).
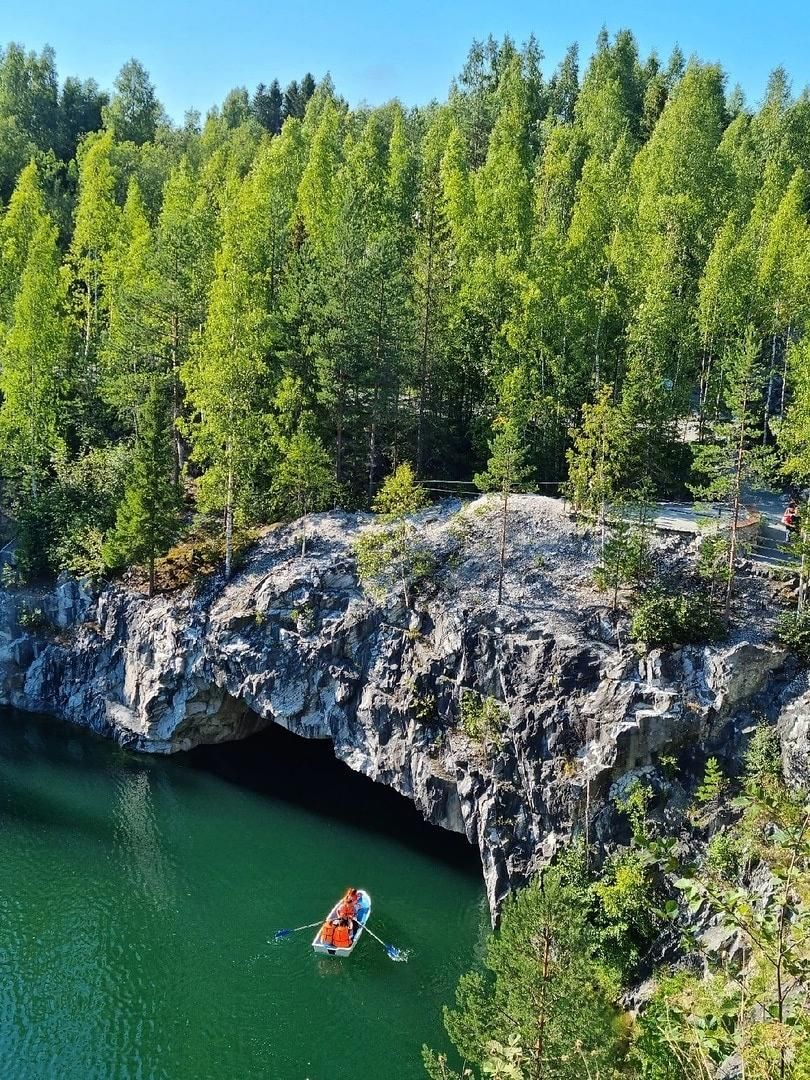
(0, 709, 486, 1080)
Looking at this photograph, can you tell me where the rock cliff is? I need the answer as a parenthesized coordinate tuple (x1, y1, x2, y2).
(0, 496, 805, 914)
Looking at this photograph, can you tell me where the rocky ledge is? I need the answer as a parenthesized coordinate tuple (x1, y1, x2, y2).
(1, 496, 807, 915)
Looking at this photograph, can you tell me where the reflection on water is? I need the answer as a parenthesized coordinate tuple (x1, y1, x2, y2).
(0, 709, 486, 1079)
(114, 769, 177, 915)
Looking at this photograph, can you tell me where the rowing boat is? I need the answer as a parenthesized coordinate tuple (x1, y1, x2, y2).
(312, 889, 371, 956)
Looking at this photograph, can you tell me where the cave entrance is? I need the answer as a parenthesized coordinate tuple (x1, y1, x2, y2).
(183, 718, 479, 873)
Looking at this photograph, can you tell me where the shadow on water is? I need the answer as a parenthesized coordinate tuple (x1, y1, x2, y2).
(182, 720, 482, 877)
(0, 706, 481, 880)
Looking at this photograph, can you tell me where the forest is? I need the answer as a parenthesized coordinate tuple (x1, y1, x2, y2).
(2, 30, 810, 1080)
(0, 31, 809, 591)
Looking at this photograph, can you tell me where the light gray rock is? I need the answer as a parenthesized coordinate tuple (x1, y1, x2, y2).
(0, 497, 800, 916)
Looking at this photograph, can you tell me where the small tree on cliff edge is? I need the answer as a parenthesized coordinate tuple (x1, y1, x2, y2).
(272, 422, 334, 556)
(690, 326, 773, 620)
(354, 463, 432, 608)
(475, 365, 533, 605)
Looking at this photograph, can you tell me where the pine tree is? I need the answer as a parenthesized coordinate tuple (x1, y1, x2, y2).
(423, 870, 622, 1080)
(0, 214, 69, 501)
(474, 366, 534, 604)
(182, 234, 269, 579)
(272, 425, 334, 555)
(690, 328, 774, 618)
(103, 379, 182, 595)
(0, 160, 47, 329)
(354, 464, 431, 608)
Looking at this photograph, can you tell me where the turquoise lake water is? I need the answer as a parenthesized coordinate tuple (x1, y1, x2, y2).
(0, 708, 487, 1079)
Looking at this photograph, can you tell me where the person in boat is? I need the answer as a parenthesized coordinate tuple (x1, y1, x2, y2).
(332, 918, 353, 949)
(337, 889, 358, 921)
(319, 919, 337, 947)
(352, 889, 368, 924)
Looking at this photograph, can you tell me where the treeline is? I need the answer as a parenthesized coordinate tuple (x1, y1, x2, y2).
(1, 32, 810, 586)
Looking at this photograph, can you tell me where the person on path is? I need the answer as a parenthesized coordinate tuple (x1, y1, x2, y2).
(783, 500, 800, 540)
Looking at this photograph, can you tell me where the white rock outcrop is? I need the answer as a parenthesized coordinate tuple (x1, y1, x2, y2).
(0, 497, 800, 914)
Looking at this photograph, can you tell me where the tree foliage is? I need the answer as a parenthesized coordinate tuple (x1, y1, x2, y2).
(0, 31, 807, 595)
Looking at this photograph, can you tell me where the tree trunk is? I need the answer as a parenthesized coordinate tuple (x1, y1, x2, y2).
(170, 309, 180, 485)
(498, 483, 509, 605)
(368, 279, 386, 499)
(224, 453, 234, 580)
(725, 396, 748, 622)
(533, 928, 551, 1080)
(148, 553, 156, 598)
(416, 204, 435, 476)
(763, 329, 778, 445)
(799, 499, 809, 613)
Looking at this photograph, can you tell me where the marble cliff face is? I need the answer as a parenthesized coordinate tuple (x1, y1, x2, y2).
(1, 497, 806, 914)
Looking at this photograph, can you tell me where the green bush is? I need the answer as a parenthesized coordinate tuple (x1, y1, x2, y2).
(694, 756, 727, 805)
(705, 829, 742, 880)
(590, 848, 661, 976)
(459, 692, 505, 748)
(744, 724, 782, 782)
(630, 590, 725, 649)
(774, 609, 810, 662)
(17, 604, 50, 631)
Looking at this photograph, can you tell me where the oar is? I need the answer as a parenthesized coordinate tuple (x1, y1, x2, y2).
(353, 918, 407, 961)
(272, 920, 323, 942)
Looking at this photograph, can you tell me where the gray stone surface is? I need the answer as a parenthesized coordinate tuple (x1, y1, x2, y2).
(0, 496, 803, 915)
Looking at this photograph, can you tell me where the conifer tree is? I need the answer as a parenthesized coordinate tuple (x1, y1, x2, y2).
(154, 157, 218, 479)
(566, 386, 628, 547)
(756, 168, 810, 434)
(0, 214, 69, 500)
(101, 179, 160, 426)
(690, 328, 773, 618)
(779, 337, 810, 609)
(0, 160, 47, 329)
(412, 109, 454, 475)
(69, 131, 119, 361)
(102, 379, 182, 595)
(354, 464, 431, 608)
(475, 366, 534, 604)
(272, 425, 334, 555)
(423, 871, 622, 1080)
(182, 240, 268, 580)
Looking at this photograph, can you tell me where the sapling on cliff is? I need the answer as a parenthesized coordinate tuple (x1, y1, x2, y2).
(689, 326, 774, 620)
(354, 464, 433, 607)
(475, 365, 534, 605)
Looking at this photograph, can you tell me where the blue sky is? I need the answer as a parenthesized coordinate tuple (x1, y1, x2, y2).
(2, 0, 809, 119)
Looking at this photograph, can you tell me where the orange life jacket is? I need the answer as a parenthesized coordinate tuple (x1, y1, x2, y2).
(337, 900, 356, 920)
(333, 923, 352, 948)
(320, 922, 335, 946)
